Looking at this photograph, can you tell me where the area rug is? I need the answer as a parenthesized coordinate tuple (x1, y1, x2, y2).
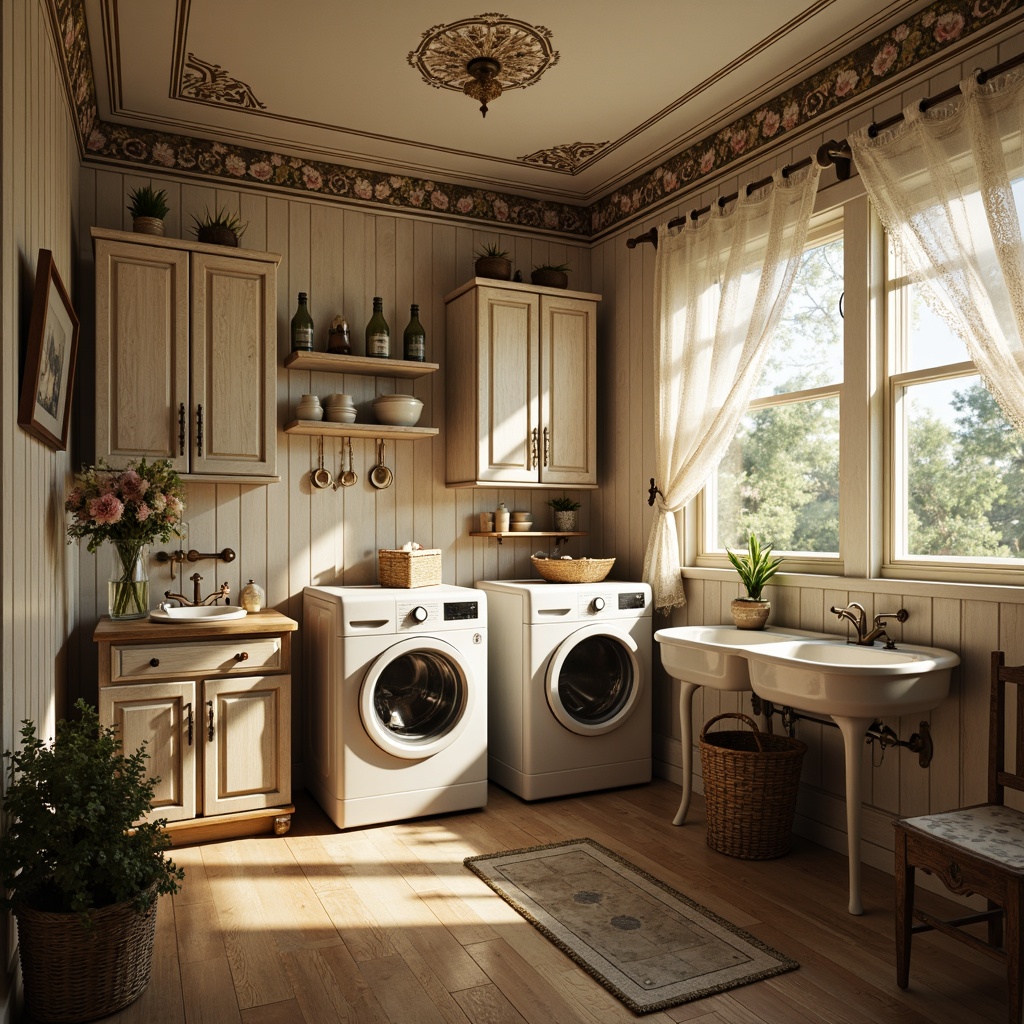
(464, 837, 798, 1015)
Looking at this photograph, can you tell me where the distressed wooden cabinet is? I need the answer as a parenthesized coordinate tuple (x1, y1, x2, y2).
(444, 278, 599, 488)
(94, 611, 297, 844)
(92, 227, 281, 483)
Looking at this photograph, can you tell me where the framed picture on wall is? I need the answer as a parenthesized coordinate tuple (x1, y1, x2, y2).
(18, 249, 79, 451)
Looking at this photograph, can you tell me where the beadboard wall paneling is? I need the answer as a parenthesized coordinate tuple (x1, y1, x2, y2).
(73, 173, 596, 763)
(591, 27, 1024, 881)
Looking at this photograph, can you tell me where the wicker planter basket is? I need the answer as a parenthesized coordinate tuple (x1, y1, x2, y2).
(16, 887, 158, 1022)
(699, 712, 807, 860)
(378, 548, 442, 588)
(531, 556, 614, 583)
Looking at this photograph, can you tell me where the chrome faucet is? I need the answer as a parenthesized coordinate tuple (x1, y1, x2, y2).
(163, 572, 230, 608)
(829, 602, 909, 648)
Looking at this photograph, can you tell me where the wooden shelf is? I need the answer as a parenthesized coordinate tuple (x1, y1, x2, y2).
(284, 350, 439, 379)
(284, 420, 438, 441)
(470, 530, 587, 546)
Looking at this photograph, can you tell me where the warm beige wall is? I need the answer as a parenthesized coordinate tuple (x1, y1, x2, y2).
(1, 0, 81, 1014)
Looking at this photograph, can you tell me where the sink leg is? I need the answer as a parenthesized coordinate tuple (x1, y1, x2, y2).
(834, 716, 874, 915)
(673, 682, 700, 825)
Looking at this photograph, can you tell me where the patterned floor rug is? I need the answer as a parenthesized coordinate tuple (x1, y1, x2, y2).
(464, 837, 798, 1015)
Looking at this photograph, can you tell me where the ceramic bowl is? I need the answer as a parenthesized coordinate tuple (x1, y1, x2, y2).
(372, 394, 423, 426)
(510, 511, 532, 521)
(510, 522, 533, 531)
(325, 406, 357, 423)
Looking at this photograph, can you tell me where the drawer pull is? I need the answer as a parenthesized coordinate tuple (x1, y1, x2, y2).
(235, 651, 249, 662)
(149, 657, 160, 667)
(184, 702, 193, 746)
(207, 700, 215, 741)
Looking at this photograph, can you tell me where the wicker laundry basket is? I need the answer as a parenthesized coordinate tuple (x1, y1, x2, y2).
(700, 712, 807, 860)
(377, 548, 442, 588)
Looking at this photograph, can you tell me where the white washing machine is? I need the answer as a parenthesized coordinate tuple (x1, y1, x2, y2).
(302, 584, 487, 829)
(475, 578, 652, 801)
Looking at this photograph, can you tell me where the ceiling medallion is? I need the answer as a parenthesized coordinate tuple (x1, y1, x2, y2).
(181, 53, 266, 110)
(519, 141, 610, 174)
(408, 13, 559, 118)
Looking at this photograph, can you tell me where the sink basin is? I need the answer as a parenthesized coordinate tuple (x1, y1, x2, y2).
(654, 624, 817, 690)
(745, 639, 959, 718)
(149, 605, 247, 623)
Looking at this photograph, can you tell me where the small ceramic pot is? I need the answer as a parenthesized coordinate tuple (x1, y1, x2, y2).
(731, 598, 771, 630)
(296, 395, 323, 421)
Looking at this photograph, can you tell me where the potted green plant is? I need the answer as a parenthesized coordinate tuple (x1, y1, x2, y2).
(547, 495, 582, 531)
(0, 701, 184, 1022)
(127, 185, 170, 236)
(474, 243, 512, 281)
(191, 204, 247, 247)
(531, 262, 571, 289)
(726, 533, 784, 630)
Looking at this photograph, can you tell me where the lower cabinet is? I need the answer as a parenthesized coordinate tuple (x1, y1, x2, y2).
(94, 612, 296, 843)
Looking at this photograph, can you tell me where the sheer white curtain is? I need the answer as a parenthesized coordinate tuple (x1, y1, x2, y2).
(643, 163, 820, 612)
(849, 69, 1024, 433)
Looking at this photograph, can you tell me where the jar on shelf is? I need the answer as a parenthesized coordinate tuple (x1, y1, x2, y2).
(239, 579, 266, 613)
(327, 314, 351, 354)
(296, 394, 323, 421)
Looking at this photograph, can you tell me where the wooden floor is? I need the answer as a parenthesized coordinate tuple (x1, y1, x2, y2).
(72, 779, 1006, 1024)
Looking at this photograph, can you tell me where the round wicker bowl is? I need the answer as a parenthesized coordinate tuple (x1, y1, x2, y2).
(531, 556, 615, 583)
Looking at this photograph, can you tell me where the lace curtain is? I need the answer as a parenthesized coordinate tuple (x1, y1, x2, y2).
(849, 69, 1024, 435)
(643, 163, 820, 612)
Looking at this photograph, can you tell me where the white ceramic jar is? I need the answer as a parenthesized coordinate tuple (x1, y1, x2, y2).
(297, 394, 323, 421)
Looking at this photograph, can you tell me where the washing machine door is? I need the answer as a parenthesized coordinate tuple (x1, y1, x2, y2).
(545, 625, 642, 736)
(360, 635, 475, 760)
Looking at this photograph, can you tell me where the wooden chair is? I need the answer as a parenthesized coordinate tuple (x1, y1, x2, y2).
(893, 650, 1024, 1023)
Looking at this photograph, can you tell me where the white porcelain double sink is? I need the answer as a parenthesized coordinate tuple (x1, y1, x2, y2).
(655, 623, 960, 914)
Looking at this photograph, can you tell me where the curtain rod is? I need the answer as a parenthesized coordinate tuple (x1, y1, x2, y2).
(626, 49, 1024, 251)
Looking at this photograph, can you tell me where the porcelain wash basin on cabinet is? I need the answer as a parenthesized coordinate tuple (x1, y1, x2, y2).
(149, 605, 248, 623)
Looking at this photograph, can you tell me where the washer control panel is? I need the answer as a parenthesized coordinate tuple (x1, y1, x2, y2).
(396, 598, 483, 629)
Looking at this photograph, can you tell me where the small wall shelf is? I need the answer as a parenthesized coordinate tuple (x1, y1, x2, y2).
(470, 530, 587, 547)
(284, 420, 438, 441)
(285, 351, 438, 379)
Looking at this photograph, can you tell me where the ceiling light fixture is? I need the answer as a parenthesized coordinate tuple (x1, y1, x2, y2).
(408, 13, 559, 120)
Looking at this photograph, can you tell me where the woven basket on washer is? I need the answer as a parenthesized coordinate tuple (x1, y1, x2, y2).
(378, 548, 442, 588)
(16, 885, 158, 1022)
(700, 712, 807, 860)
(530, 556, 615, 583)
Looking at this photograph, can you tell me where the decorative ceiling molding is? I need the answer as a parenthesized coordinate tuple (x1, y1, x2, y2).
(179, 53, 267, 110)
(407, 12, 559, 95)
(519, 142, 611, 174)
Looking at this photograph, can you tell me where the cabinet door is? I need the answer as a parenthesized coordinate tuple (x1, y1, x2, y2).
(99, 681, 197, 822)
(190, 253, 277, 477)
(475, 288, 540, 483)
(203, 675, 291, 817)
(95, 240, 190, 471)
(539, 296, 597, 485)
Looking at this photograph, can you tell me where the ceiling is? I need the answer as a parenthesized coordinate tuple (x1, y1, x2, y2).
(83, 0, 934, 206)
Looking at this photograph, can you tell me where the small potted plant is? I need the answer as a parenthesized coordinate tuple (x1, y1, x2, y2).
(726, 533, 784, 630)
(547, 495, 582, 532)
(127, 185, 170, 236)
(0, 701, 184, 1021)
(191, 204, 247, 247)
(474, 243, 512, 281)
(531, 262, 571, 289)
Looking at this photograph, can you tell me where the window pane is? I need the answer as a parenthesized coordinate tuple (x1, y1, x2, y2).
(715, 397, 840, 554)
(906, 281, 970, 371)
(904, 376, 1024, 558)
(752, 237, 844, 399)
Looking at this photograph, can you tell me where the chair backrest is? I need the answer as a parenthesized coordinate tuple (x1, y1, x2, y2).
(990, 651, 1024, 804)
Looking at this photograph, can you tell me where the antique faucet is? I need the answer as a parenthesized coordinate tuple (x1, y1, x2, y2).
(829, 602, 909, 648)
(163, 572, 230, 608)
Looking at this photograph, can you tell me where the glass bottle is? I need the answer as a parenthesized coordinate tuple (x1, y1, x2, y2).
(365, 297, 390, 358)
(327, 314, 351, 354)
(403, 304, 426, 362)
(291, 292, 314, 352)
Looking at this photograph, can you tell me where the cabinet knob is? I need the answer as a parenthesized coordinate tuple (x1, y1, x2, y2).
(235, 651, 249, 662)
(149, 657, 160, 667)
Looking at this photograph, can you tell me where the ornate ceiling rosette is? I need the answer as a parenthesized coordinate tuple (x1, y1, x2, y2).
(408, 12, 559, 116)
(519, 140, 610, 174)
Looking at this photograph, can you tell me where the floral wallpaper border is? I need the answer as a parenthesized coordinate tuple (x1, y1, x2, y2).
(50, 0, 1024, 239)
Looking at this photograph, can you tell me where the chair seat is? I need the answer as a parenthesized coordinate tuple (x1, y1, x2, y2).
(901, 804, 1024, 869)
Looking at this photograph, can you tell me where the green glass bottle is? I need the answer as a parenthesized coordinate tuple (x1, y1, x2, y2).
(403, 304, 426, 362)
(365, 296, 390, 358)
(291, 292, 314, 352)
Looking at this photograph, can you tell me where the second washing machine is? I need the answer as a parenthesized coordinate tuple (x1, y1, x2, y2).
(476, 578, 652, 800)
(303, 584, 487, 829)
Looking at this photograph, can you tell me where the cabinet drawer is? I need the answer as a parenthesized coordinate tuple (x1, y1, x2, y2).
(110, 637, 283, 682)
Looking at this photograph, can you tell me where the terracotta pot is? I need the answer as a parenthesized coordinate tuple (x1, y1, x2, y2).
(531, 268, 569, 289)
(132, 216, 165, 236)
(731, 597, 771, 630)
(197, 226, 239, 247)
(474, 256, 512, 281)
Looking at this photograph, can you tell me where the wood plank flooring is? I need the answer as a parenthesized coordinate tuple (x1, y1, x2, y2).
(78, 780, 1007, 1024)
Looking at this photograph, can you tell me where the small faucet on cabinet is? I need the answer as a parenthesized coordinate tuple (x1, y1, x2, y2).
(163, 572, 230, 608)
(829, 602, 909, 648)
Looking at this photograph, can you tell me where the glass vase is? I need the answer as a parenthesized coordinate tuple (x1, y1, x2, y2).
(109, 542, 149, 620)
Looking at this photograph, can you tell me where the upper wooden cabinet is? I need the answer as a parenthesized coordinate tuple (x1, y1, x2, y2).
(92, 228, 281, 484)
(444, 278, 599, 488)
